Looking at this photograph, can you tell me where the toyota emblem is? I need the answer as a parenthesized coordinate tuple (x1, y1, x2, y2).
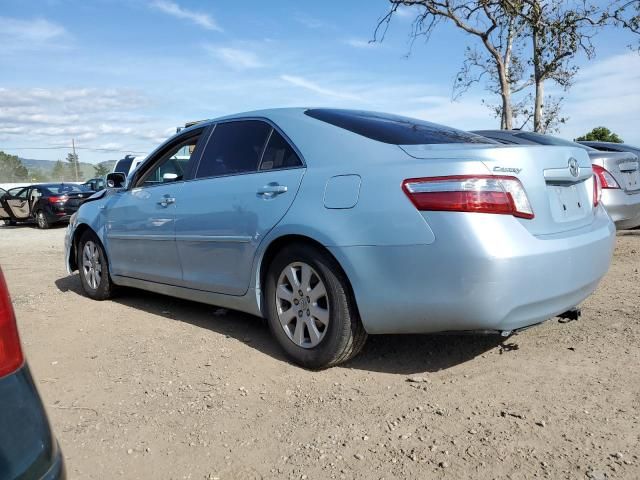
(568, 158, 580, 178)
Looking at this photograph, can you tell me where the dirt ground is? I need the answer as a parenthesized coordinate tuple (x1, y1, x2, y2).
(0, 224, 638, 480)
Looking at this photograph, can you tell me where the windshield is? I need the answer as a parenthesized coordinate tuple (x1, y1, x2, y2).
(515, 132, 595, 151)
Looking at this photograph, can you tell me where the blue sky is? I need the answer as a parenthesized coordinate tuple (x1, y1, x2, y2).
(1, 0, 638, 163)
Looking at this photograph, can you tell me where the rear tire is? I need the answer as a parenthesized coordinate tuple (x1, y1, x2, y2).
(35, 210, 50, 229)
(265, 244, 367, 369)
(77, 230, 114, 300)
(3, 219, 16, 226)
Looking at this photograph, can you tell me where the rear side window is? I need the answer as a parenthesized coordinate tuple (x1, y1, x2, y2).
(260, 130, 302, 170)
(305, 109, 493, 145)
(197, 120, 271, 178)
(9, 188, 28, 199)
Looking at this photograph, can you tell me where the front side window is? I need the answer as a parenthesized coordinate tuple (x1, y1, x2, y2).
(196, 120, 271, 179)
(9, 187, 28, 199)
(260, 130, 302, 170)
(137, 134, 201, 187)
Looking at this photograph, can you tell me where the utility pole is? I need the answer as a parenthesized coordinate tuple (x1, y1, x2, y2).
(72, 138, 79, 182)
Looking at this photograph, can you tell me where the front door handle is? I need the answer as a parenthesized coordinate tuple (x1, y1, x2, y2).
(157, 195, 176, 208)
(257, 183, 288, 198)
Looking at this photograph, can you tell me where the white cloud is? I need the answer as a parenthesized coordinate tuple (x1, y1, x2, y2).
(394, 5, 421, 19)
(0, 17, 69, 52)
(205, 45, 264, 69)
(150, 0, 221, 31)
(294, 13, 330, 30)
(344, 38, 378, 49)
(280, 75, 363, 101)
(0, 87, 168, 161)
(557, 52, 640, 144)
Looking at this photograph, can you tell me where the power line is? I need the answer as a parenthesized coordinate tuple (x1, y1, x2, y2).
(0, 145, 148, 154)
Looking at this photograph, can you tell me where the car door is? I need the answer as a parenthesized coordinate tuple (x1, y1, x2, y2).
(28, 187, 43, 213)
(0, 189, 9, 220)
(4, 187, 31, 220)
(175, 120, 305, 295)
(104, 128, 207, 284)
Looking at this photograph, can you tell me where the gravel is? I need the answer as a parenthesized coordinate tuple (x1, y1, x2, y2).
(1, 224, 639, 479)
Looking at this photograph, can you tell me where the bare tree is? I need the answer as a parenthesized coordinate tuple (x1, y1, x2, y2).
(609, 0, 640, 48)
(376, 1, 636, 133)
(511, 1, 604, 131)
(375, 0, 523, 129)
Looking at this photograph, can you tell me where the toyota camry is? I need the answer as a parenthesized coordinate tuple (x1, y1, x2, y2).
(65, 108, 615, 368)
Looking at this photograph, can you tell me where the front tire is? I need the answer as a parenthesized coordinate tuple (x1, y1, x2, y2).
(77, 230, 114, 300)
(35, 210, 50, 229)
(265, 244, 367, 369)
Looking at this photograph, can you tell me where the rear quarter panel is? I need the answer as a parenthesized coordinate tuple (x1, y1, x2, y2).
(266, 111, 504, 248)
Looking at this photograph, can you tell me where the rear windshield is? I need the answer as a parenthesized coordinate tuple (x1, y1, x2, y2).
(515, 132, 595, 151)
(42, 185, 85, 194)
(305, 109, 494, 145)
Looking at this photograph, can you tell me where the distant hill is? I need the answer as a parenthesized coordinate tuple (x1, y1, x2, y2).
(20, 158, 117, 181)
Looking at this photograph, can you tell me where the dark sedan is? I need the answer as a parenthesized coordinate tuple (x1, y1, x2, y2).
(578, 140, 640, 158)
(81, 178, 106, 192)
(0, 265, 65, 479)
(0, 184, 95, 229)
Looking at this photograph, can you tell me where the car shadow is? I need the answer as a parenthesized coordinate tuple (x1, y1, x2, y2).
(55, 274, 506, 374)
(0, 222, 68, 230)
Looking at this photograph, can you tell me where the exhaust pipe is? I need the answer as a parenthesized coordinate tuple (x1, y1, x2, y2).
(558, 307, 581, 323)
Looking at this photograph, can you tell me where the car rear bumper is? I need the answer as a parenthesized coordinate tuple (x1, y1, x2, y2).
(330, 209, 615, 334)
(40, 447, 65, 480)
(0, 364, 65, 480)
(601, 189, 640, 229)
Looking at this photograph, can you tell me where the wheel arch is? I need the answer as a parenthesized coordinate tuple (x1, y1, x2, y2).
(68, 223, 99, 271)
(257, 234, 361, 320)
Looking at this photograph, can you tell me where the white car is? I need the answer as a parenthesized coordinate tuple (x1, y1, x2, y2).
(112, 155, 147, 177)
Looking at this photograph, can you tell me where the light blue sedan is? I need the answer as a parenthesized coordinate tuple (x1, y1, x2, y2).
(65, 108, 616, 368)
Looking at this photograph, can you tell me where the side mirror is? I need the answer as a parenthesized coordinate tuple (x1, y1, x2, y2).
(106, 172, 127, 189)
(163, 173, 178, 181)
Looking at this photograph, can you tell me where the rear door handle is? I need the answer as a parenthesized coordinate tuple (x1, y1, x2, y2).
(257, 183, 288, 198)
(157, 195, 176, 207)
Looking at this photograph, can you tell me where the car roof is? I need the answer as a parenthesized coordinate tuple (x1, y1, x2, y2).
(175, 107, 304, 130)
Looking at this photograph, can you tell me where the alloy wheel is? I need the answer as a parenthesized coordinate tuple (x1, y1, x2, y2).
(82, 241, 102, 290)
(276, 262, 330, 348)
(37, 212, 46, 228)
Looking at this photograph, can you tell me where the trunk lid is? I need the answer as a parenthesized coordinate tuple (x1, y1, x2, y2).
(63, 191, 94, 211)
(399, 144, 596, 236)
(588, 151, 640, 193)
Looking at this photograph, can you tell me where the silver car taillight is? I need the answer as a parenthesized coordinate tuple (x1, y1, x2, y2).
(402, 175, 534, 219)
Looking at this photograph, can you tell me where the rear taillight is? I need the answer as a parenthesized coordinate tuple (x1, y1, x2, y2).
(48, 195, 69, 204)
(402, 175, 534, 219)
(0, 268, 23, 377)
(593, 173, 602, 207)
(592, 165, 620, 189)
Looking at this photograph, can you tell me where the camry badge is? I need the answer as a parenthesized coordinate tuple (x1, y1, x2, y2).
(493, 166, 522, 174)
(568, 158, 580, 177)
